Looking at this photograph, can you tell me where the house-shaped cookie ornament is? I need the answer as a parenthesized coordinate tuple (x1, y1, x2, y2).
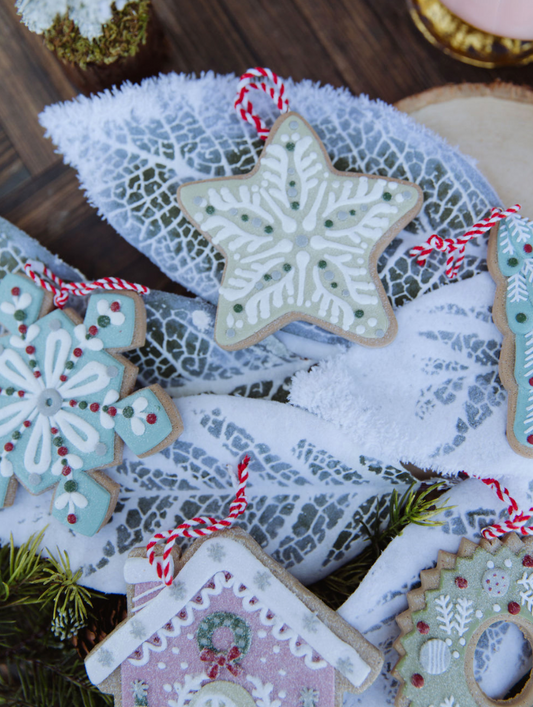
(85, 528, 383, 707)
(0, 272, 183, 536)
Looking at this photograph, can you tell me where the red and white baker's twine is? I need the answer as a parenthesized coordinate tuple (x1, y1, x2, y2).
(24, 261, 149, 308)
(147, 455, 250, 585)
(235, 68, 289, 140)
(410, 204, 521, 279)
(478, 477, 533, 540)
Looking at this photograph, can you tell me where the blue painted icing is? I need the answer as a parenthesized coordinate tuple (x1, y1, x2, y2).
(0, 273, 45, 335)
(496, 215, 533, 449)
(84, 293, 137, 350)
(52, 467, 112, 536)
(114, 388, 173, 457)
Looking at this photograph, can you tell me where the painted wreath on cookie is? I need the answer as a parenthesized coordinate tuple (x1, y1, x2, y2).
(197, 611, 252, 678)
(394, 533, 533, 707)
(0, 273, 183, 536)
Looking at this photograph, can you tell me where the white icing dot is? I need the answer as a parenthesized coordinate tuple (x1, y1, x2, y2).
(278, 692, 287, 698)
(226, 313, 235, 327)
(273, 645, 280, 653)
(368, 317, 378, 327)
(252, 217, 262, 227)
(187, 633, 194, 640)
(357, 258, 365, 264)
(356, 325, 365, 335)
(324, 270, 334, 281)
(291, 133, 300, 142)
(288, 167, 295, 174)
(234, 254, 241, 261)
(171, 647, 180, 654)
(236, 321, 244, 329)
(332, 181, 340, 188)
(194, 212, 204, 222)
(310, 152, 317, 159)
(281, 134, 289, 142)
(361, 204, 368, 212)
(261, 180, 268, 187)
(459, 638, 466, 646)
(445, 639, 452, 646)
(164, 684, 172, 692)
(375, 329, 385, 338)
(260, 657, 267, 663)
(338, 210, 348, 221)
(287, 297, 294, 304)
(323, 172, 329, 178)
(475, 610, 483, 618)
(180, 662, 188, 669)
(296, 235, 309, 247)
(289, 120, 299, 130)
(226, 329, 235, 338)
(193, 196, 204, 205)
(255, 281, 264, 290)
(287, 187, 298, 197)
(258, 630, 267, 638)
(361, 242, 368, 249)
(395, 193, 406, 203)
(95, 443, 106, 456)
(279, 669, 287, 676)
(494, 604, 501, 612)
(487, 561, 495, 569)
(272, 270, 282, 281)
(453, 651, 460, 659)
(331, 315, 339, 324)
(305, 300, 311, 307)
(251, 186, 259, 193)
(158, 662, 166, 670)
(387, 182, 398, 191)
(342, 289, 349, 297)
(505, 559, 512, 567)
(230, 208, 238, 215)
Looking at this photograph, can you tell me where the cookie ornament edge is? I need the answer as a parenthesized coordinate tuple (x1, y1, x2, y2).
(393, 533, 533, 707)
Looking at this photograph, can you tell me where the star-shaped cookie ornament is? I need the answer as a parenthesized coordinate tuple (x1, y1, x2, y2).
(178, 112, 423, 350)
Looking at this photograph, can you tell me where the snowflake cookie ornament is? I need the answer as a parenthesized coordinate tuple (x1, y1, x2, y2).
(394, 533, 533, 707)
(489, 213, 533, 457)
(85, 528, 383, 707)
(177, 69, 423, 351)
(0, 272, 183, 536)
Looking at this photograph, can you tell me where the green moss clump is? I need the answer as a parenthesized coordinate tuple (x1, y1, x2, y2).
(43, 1, 151, 70)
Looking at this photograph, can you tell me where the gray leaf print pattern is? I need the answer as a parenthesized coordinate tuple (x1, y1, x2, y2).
(126, 289, 309, 400)
(416, 303, 506, 457)
(40, 74, 499, 346)
(79, 395, 413, 590)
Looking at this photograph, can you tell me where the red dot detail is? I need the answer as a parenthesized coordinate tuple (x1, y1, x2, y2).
(508, 601, 520, 615)
(57, 446, 68, 456)
(88, 325, 98, 336)
(528, 435, 533, 445)
(147, 413, 157, 425)
(73, 348, 82, 358)
(33, 371, 41, 378)
(25, 346, 35, 355)
(60, 375, 67, 382)
(455, 577, 468, 588)
(525, 244, 533, 254)
(23, 420, 31, 428)
(411, 674, 424, 688)
(417, 621, 430, 634)
(11, 287, 20, 296)
(110, 301, 121, 312)
(51, 427, 58, 434)
(17, 390, 24, 398)
(67, 514, 77, 525)
(62, 466, 72, 476)
(523, 555, 533, 567)
(90, 403, 100, 412)
(108, 406, 117, 417)
(4, 443, 13, 452)
(18, 324, 27, 334)
(69, 399, 77, 407)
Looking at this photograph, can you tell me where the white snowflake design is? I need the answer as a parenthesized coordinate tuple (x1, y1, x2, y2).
(302, 613, 320, 634)
(0, 273, 180, 535)
(299, 687, 319, 707)
(168, 580, 186, 601)
(206, 543, 226, 562)
(179, 112, 421, 350)
(254, 570, 272, 591)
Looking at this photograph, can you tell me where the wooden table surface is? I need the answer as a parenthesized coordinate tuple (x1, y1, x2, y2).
(1, 0, 533, 296)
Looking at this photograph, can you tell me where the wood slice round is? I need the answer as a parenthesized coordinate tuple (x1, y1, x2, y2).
(396, 82, 533, 219)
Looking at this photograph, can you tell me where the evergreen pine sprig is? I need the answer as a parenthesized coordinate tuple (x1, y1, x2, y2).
(310, 481, 453, 609)
(41, 547, 94, 623)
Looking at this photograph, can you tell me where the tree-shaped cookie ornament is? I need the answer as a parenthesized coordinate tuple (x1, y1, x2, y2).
(178, 68, 423, 351)
(489, 213, 533, 457)
(0, 271, 183, 536)
(394, 533, 533, 707)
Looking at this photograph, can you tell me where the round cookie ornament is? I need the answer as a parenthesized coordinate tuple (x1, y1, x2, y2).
(0, 271, 183, 536)
(394, 533, 533, 707)
(177, 68, 423, 351)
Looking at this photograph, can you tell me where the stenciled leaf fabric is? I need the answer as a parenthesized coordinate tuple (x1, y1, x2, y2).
(290, 272, 533, 486)
(39, 72, 500, 352)
(2, 393, 414, 593)
(338, 479, 532, 707)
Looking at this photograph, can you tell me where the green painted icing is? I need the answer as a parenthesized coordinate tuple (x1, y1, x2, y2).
(496, 215, 533, 448)
(397, 541, 533, 707)
(179, 113, 420, 349)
